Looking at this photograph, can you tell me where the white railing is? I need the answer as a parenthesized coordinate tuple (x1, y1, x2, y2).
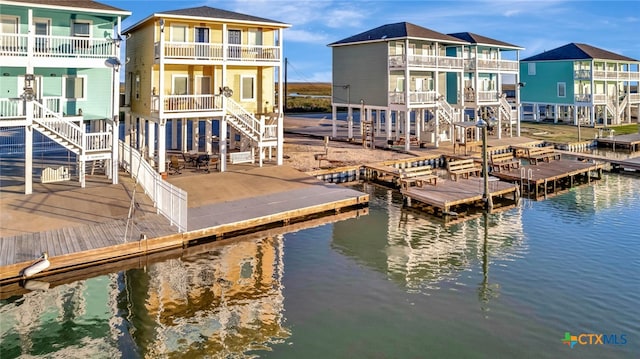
(0, 33, 115, 58)
(264, 124, 278, 140)
(475, 59, 519, 71)
(85, 132, 111, 152)
(152, 94, 223, 113)
(593, 94, 607, 103)
(389, 91, 405, 104)
(225, 97, 262, 141)
(157, 41, 280, 62)
(478, 91, 498, 102)
(0, 33, 28, 56)
(33, 35, 115, 58)
(574, 69, 591, 79)
(390, 54, 463, 69)
(119, 140, 187, 232)
(575, 94, 592, 102)
(629, 93, 640, 103)
(0, 98, 23, 118)
(408, 91, 438, 104)
(437, 96, 455, 124)
(33, 101, 83, 149)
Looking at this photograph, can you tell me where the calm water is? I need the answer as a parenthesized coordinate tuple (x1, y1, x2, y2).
(1, 174, 639, 358)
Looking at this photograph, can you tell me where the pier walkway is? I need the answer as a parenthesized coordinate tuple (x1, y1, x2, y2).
(0, 165, 368, 282)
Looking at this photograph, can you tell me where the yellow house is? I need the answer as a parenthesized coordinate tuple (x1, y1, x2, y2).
(122, 6, 290, 173)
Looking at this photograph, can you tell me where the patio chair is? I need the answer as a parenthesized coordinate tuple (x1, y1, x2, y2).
(168, 155, 184, 175)
(195, 154, 211, 173)
(182, 152, 196, 167)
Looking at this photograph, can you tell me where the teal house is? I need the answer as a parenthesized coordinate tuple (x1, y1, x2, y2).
(0, 0, 130, 194)
(519, 43, 640, 126)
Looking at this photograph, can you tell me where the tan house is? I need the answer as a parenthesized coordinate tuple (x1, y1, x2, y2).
(329, 22, 522, 150)
(122, 6, 290, 173)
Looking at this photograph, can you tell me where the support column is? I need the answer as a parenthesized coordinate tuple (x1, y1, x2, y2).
(124, 113, 131, 146)
(434, 110, 440, 148)
(181, 119, 188, 152)
(347, 107, 353, 140)
(205, 119, 213, 154)
(554, 104, 559, 123)
(385, 110, 392, 140)
(158, 120, 166, 174)
(331, 105, 337, 138)
(404, 110, 410, 151)
(220, 117, 227, 172)
(25, 105, 33, 195)
(192, 120, 199, 153)
(148, 122, 156, 166)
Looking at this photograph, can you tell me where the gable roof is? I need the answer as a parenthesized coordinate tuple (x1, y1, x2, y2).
(448, 32, 522, 50)
(0, 0, 130, 15)
(521, 43, 637, 62)
(329, 22, 468, 46)
(124, 5, 290, 33)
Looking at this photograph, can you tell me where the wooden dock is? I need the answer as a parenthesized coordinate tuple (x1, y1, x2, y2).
(596, 133, 640, 152)
(491, 159, 604, 199)
(401, 177, 519, 215)
(0, 167, 369, 283)
(0, 206, 367, 299)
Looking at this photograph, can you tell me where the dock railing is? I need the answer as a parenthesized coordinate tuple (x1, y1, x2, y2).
(119, 140, 187, 232)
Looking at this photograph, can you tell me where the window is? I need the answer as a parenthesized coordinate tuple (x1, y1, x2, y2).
(241, 75, 255, 100)
(248, 28, 262, 45)
(557, 82, 566, 98)
(0, 15, 18, 34)
(528, 63, 536, 76)
(171, 24, 187, 42)
(65, 76, 85, 100)
(72, 20, 90, 48)
(1, 16, 18, 49)
(34, 18, 50, 52)
(135, 74, 140, 99)
(172, 75, 188, 95)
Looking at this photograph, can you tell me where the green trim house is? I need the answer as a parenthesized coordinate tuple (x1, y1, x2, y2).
(519, 43, 640, 126)
(0, 0, 130, 194)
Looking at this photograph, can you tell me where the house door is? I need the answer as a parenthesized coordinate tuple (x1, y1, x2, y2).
(195, 27, 209, 58)
(33, 18, 50, 53)
(228, 29, 241, 59)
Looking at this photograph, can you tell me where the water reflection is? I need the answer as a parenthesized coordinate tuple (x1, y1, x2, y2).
(0, 236, 290, 358)
(332, 184, 527, 298)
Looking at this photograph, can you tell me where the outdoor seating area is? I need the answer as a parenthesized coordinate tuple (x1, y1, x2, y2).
(398, 166, 438, 190)
(525, 146, 560, 165)
(447, 159, 481, 181)
(166, 152, 219, 175)
(490, 152, 520, 172)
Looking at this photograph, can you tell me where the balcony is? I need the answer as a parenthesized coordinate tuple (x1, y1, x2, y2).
(582, 69, 640, 81)
(574, 94, 592, 103)
(0, 33, 116, 59)
(0, 97, 63, 119)
(151, 94, 223, 114)
(389, 91, 440, 105)
(389, 54, 463, 70)
(464, 59, 518, 72)
(155, 42, 281, 63)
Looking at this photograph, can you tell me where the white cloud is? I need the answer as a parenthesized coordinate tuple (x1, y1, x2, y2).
(285, 29, 330, 43)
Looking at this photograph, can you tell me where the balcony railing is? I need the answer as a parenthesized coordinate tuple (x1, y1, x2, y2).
(589, 70, 640, 80)
(464, 59, 518, 72)
(389, 54, 463, 69)
(151, 94, 223, 113)
(408, 91, 438, 104)
(477, 91, 498, 102)
(575, 94, 592, 103)
(0, 97, 63, 119)
(0, 33, 115, 58)
(155, 41, 281, 62)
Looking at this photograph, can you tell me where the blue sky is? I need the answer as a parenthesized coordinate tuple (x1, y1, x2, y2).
(104, 0, 640, 82)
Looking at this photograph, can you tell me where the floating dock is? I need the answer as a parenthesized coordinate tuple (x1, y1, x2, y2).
(401, 177, 519, 215)
(596, 133, 640, 152)
(491, 160, 604, 199)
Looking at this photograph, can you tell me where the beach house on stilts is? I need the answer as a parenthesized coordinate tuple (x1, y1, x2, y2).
(0, 0, 130, 194)
(519, 43, 640, 126)
(329, 22, 470, 151)
(448, 32, 523, 138)
(122, 6, 290, 174)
